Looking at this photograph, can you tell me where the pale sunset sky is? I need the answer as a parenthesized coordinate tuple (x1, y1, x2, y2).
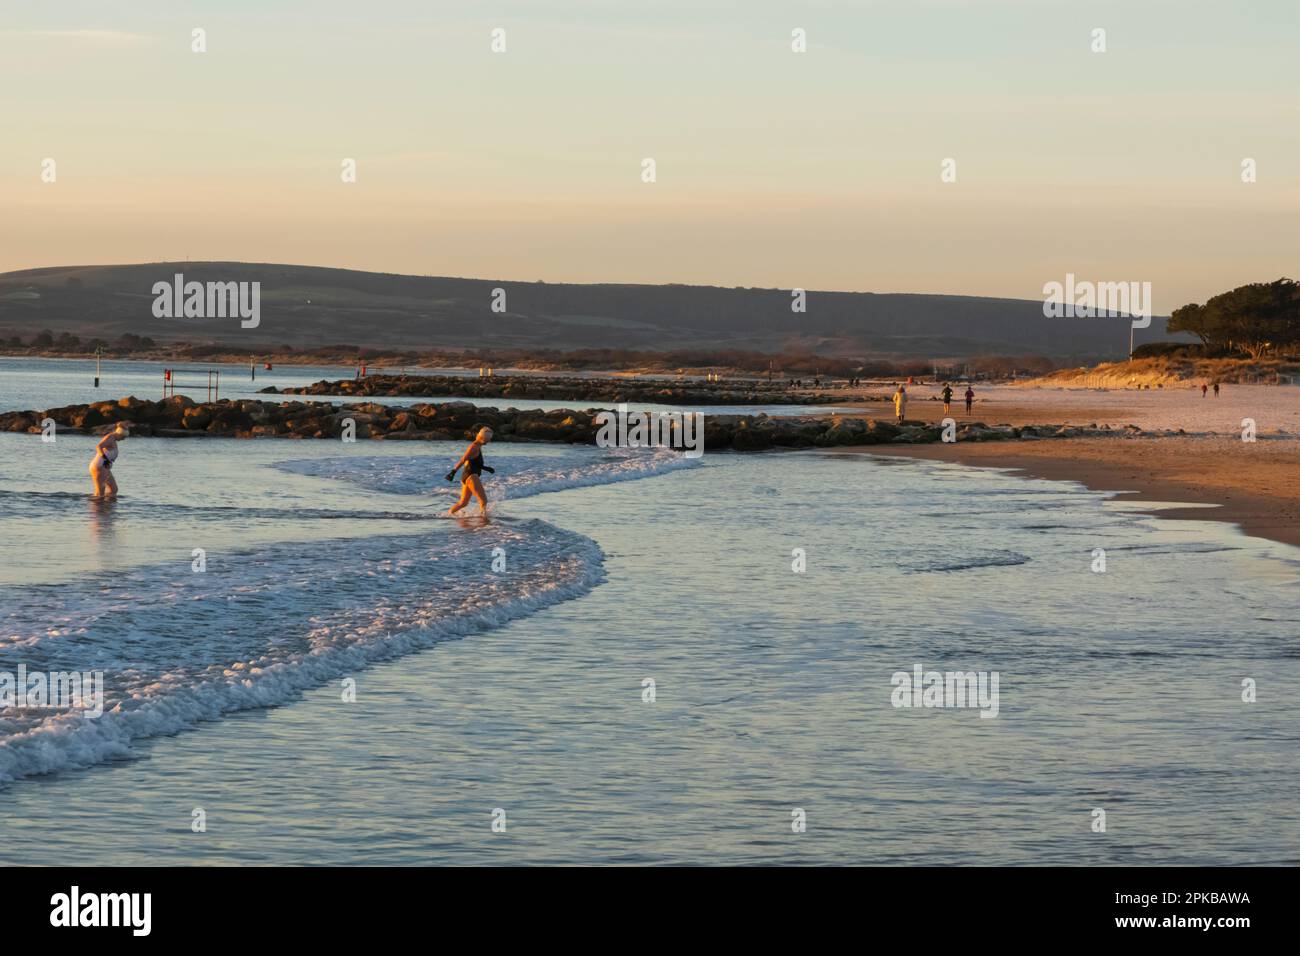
(2, 0, 1297, 312)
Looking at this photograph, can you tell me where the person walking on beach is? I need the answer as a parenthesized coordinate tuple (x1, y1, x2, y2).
(1201, 382, 1208, 398)
(89, 424, 128, 499)
(941, 383, 953, 415)
(1213, 381, 1220, 397)
(445, 427, 495, 515)
(892, 384, 908, 423)
(964, 386, 974, 414)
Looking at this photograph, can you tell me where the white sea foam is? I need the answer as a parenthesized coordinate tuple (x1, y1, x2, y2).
(0, 445, 698, 786)
(272, 446, 696, 501)
(0, 442, 702, 785)
(0, 520, 603, 785)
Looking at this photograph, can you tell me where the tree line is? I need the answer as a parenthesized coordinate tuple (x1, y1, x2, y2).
(1167, 278, 1300, 359)
(0, 330, 159, 351)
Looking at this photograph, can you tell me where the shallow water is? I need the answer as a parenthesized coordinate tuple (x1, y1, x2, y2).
(1, 422, 1297, 864)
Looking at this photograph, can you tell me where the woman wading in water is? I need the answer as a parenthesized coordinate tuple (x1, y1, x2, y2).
(445, 427, 495, 515)
(89, 424, 128, 498)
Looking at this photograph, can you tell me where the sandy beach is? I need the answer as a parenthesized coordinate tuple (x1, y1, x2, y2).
(833, 382, 1300, 436)
(814, 382, 1300, 548)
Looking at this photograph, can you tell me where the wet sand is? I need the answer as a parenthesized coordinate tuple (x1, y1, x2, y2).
(829, 436, 1300, 550)
(825, 382, 1300, 436)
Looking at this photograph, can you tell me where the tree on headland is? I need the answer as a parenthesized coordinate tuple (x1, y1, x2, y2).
(1167, 278, 1300, 359)
(115, 333, 157, 350)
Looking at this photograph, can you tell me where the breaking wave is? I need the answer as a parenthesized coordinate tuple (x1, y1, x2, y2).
(272, 446, 697, 501)
(0, 519, 602, 785)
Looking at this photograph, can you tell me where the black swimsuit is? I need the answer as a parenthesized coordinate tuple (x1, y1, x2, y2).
(462, 444, 484, 483)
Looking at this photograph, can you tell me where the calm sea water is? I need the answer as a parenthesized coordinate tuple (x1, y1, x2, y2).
(0, 357, 826, 417)
(1, 360, 1298, 865)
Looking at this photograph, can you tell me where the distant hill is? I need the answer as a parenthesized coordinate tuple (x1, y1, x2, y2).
(0, 262, 1184, 361)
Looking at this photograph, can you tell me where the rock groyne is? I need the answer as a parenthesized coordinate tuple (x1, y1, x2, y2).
(262, 374, 855, 407)
(0, 395, 1162, 450)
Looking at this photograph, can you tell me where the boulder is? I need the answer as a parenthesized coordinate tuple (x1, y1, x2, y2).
(866, 420, 900, 440)
(73, 406, 109, 429)
(208, 407, 253, 431)
(731, 423, 772, 450)
(161, 394, 196, 413)
(182, 406, 213, 429)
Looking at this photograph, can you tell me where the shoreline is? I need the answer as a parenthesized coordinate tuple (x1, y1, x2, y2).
(828, 436, 1300, 551)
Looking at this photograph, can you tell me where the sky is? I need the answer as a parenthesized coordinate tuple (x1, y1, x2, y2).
(2, 0, 1297, 312)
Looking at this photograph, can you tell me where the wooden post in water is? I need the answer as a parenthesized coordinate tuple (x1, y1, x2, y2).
(94, 346, 102, 387)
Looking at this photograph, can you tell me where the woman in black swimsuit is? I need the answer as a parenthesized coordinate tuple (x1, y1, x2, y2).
(89, 424, 128, 498)
(445, 427, 495, 515)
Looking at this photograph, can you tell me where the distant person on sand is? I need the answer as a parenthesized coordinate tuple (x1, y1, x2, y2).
(1201, 383, 1208, 398)
(89, 424, 128, 499)
(941, 383, 953, 415)
(445, 427, 495, 515)
(892, 384, 908, 423)
(1213, 381, 1220, 397)
(964, 386, 974, 414)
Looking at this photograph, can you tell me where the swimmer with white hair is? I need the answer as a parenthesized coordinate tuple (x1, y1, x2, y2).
(444, 426, 495, 515)
(90, 424, 129, 498)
